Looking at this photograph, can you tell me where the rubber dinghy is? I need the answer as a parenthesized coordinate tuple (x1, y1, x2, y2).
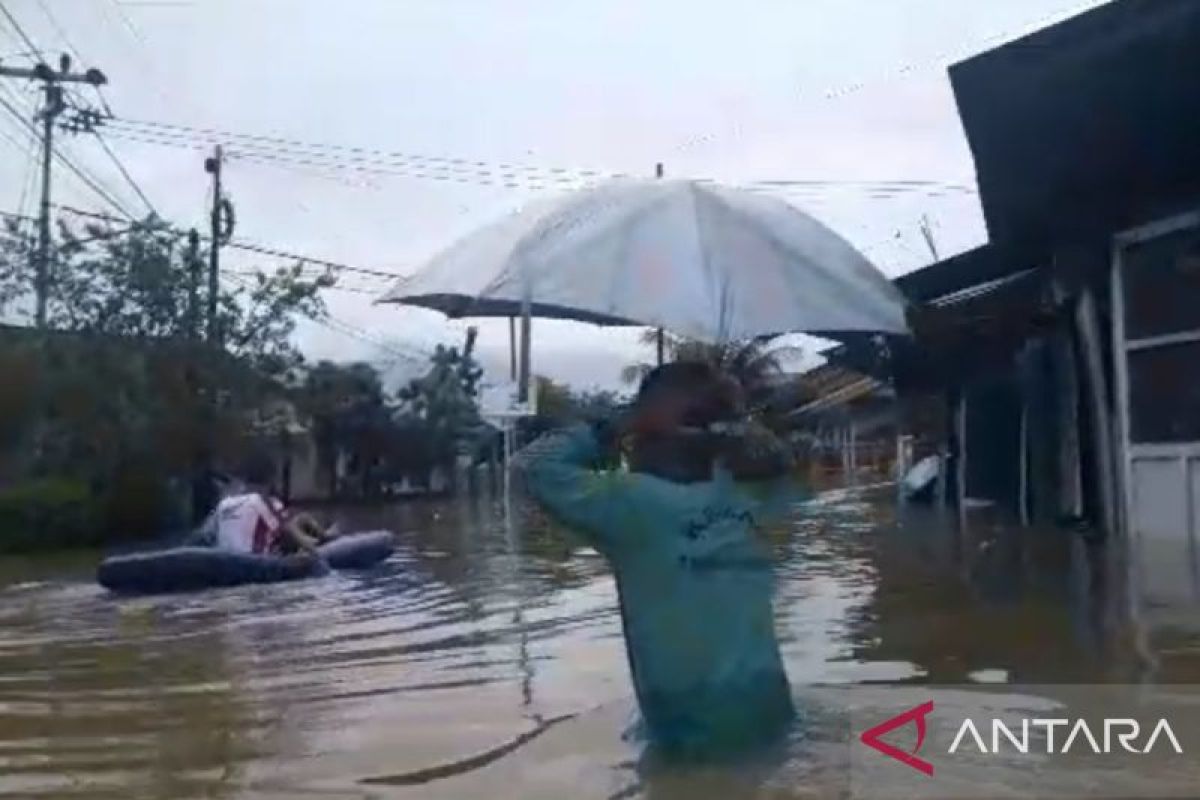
(97, 530, 396, 595)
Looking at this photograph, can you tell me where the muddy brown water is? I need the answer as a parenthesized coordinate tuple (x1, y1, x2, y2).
(0, 484, 1196, 799)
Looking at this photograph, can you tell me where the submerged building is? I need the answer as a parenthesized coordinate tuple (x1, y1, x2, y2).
(837, 0, 1200, 620)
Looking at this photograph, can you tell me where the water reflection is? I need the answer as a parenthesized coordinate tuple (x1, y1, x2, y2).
(0, 484, 1193, 798)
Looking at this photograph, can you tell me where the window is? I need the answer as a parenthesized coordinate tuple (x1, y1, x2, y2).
(1128, 340, 1200, 443)
(1122, 227, 1200, 340)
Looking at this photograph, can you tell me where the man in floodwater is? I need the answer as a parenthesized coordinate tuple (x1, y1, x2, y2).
(214, 452, 337, 557)
(518, 362, 796, 758)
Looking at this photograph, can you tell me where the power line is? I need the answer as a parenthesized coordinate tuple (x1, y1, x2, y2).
(227, 268, 385, 296)
(12, 120, 39, 227)
(0, 94, 42, 227)
(0, 6, 139, 230)
(317, 316, 428, 362)
(5, 205, 394, 289)
(55, 204, 410, 281)
(223, 271, 427, 363)
(106, 115, 620, 180)
(0, 207, 141, 244)
(743, 177, 975, 194)
(0, 115, 27, 153)
(39, 1, 152, 216)
(89, 127, 159, 216)
(672, 0, 1109, 161)
(0, 62, 128, 327)
(225, 240, 410, 280)
(3, 205, 428, 361)
(224, 148, 571, 189)
(100, 117, 975, 200)
(96, 0, 177, 114)
(105, 0, 149, 46)
(0, 89, 135, 220)
(61, 94, 159, 216)
(34, 0, 80, 60)
(0, 5, 39, 56)
(99, 125, 588, 190)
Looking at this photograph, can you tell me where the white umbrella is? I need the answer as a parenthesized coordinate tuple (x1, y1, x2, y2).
(379, 178, 909, 342)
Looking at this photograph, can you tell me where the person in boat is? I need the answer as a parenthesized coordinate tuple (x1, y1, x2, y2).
(517, 361, 797, 759)
(214, 452, 338, 557)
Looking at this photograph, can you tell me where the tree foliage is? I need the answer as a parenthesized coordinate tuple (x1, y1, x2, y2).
(0, 216, 336, 547)
(296, 339, 489, 497)
(621, 329, 802, 408)
(300, 360, 389, 495)
(535, 376, 622, 423)
(397, 342, 486, 471)
(40, 219, 331, 377)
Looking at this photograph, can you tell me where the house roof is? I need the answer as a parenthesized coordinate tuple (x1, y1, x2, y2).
(893, 243, 1037, 304)
(785, 363, 889, 420)
(950, 0, 1200, 246)
(824, 253, 1051, 392)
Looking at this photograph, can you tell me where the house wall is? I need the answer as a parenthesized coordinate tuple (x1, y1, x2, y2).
(281, 433, 322, 501)
(1109, 210, 1200, 614)
(903, 274, 1099, 532)
(963, 368, 1023, 514)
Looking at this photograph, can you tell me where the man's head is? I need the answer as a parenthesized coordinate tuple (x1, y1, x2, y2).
(626, 362, 745, 483)
(240, 451, 277, 492)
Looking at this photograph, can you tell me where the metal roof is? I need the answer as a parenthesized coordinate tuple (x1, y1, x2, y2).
(950, 0, 1200, 246)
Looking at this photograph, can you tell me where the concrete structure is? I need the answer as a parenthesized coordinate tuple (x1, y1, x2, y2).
(833, 0, 1200, 624)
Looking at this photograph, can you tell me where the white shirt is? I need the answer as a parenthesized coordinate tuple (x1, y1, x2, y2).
(215, 493, 283, 554)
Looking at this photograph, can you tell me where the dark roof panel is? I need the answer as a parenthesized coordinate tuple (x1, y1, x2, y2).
(894, 244, 1035, 303)
(950, 0, 1200, 244)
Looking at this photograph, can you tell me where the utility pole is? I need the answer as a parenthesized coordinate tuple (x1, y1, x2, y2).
(204, 145, 223, 345)
(654, 162, 665, 366)
(508, 316, 517, 381)
(186, 229, 201, 339)
(918, 213, 940, 262)
(0, 55, 107, 328)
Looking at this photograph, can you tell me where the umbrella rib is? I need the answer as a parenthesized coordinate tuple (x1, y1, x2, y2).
(691, 184, 728, 342)
(484, 182, 677, 317)
(712, 193, 904, 331)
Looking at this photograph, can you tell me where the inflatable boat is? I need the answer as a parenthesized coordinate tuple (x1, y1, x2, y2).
(97, 530, 395, 595)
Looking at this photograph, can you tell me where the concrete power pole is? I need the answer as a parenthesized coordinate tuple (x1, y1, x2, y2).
(0, 55, 107, 328)
(654, 162, 665, 365)
(186, 229, 201, 340)
(204, 146, 223, 344)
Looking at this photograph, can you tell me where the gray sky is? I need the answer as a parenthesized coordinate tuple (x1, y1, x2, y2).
(0, 0, 1105, 390)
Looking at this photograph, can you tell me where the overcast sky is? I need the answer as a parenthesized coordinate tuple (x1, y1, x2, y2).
(0, 0, 1105, 390)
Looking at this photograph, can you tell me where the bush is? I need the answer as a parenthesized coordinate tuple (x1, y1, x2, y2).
(0, 478, 100, 552)
(99, 464, 176, 543)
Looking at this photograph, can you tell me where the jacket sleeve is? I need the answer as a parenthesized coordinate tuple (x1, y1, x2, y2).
(516, 424, 636, 554)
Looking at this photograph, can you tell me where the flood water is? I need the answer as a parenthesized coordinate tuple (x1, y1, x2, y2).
(1, 483, 1197, 799)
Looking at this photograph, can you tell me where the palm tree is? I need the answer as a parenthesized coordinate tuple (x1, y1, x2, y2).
(621, 329, 802, 409)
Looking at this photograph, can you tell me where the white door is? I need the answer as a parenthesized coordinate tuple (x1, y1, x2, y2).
(1113, 212, 1200, 611)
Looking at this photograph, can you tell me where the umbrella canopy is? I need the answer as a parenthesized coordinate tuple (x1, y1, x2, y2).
(379, 178, 909, 341)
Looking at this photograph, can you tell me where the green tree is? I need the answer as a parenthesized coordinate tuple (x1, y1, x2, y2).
(396, 338, 486, 487)
(44, 219, 332, 376)
(534, 376, 622, 424)
(299, 360, 388, 496)
(621, 330, 801, 409)
(534, 376, 575, 422)
(0, 217, 336, 548)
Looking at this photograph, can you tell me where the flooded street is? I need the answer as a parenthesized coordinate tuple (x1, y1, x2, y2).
(0, 485, 1194, 799)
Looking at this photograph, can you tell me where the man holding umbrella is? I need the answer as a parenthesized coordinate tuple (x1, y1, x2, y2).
(517, 361, 798, 759)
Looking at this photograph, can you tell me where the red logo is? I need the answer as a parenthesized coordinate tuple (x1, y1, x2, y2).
(859, 701, 935, 776)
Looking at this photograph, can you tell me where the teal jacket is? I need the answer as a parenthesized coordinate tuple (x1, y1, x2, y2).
(520, 424, 795, 757)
